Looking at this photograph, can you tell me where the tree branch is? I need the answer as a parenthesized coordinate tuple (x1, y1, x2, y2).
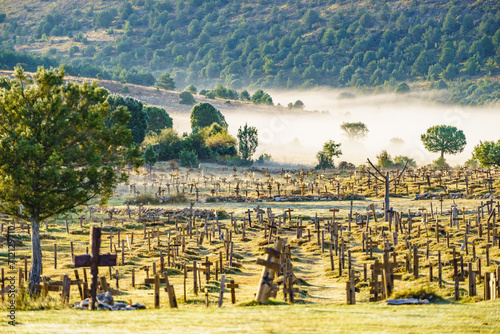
(366, 158, 386, 179)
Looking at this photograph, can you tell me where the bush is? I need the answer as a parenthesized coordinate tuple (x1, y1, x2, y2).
(179, 91, 196, 105)
(431, 157, 450, 169)
(338, 161, 356, 169)
(179, 148, 199, 167)
(190, 102, 227, 129)
(376, 150, 393, 167)
(257, 153, 272, 164)
(395, 82, 410, 93)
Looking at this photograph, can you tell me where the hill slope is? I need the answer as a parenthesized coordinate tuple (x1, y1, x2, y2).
(0, 0, 499, 105)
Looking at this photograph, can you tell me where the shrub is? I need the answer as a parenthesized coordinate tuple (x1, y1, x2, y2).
(179, 148, 199, 167)
(179, 91, 196, 105)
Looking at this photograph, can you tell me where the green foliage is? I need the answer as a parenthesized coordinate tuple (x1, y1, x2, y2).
(257, 153, 272, 164)
(143, 144, 158, 173)
(107, 94, 148, 145)
(376, 150, 393, 168)
(144, 105, 173, 135)
(3, 2, 500, 104)
(421, 125, 466, 158)
(251, 90, 273, 105)
(0, 67, 142, 288)
(393, 156, 417, 168)
(340, 122, 369, 140)
(316, 140, 342, 169)
(237, 123, 258, 162)
(473, 141, 500, 168)
(179, 148, 199, 168)
(156, 72, 175, 90)
(288, 100, 305, 109)
(190, 102, 227, 130)
(431, 157, 450, 169)
(395, 82, 410, 93)
(179, 91, 196, 105)
(186, 84, 197, 94)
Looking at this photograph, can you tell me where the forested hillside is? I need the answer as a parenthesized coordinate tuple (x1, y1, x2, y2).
(0, 0, 499, 105)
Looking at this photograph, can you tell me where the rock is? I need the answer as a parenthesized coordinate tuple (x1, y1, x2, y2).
(126, 306, 137, 310)
(80, 299, 90, 307)
(97, 301, 113, 310)
(113, 302, 127, 309)
(131, 302, 146, 309)
(96, 291, 114, 305)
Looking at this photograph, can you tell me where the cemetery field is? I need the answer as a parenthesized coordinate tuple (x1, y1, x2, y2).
(8, 300, 500, 333)
(2, 163, 500, 332)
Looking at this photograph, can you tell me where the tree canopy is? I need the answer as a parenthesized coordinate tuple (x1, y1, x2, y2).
(0, 66, 142, 291)
(107, 94, 148, 145)
(190, 102, 227, 130)
(316, 140, 342, 169)
(473, 140, 500, 168)
(340, 122, 369, 140)
(237, 123, 258, 162)
(144, 105, 173, 135)
(421, 125, 467, 158)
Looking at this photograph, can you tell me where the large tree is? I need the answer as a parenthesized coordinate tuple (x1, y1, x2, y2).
(0, 67, 142, 292)
(340, 122, 369, 141)
(237, 123, 258, 162)
(107, 95, 148, 145)
(190, 102, 227, 130)
(421, 125, 466, 158)
(473, 141, 500, 168)
(144, 105, 172, 135)
(316, 140, 342, 169)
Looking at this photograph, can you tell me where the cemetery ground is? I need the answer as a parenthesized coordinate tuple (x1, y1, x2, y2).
(1, 162, 500, 333)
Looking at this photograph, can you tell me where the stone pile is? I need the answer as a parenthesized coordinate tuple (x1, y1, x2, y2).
(73, 291, 146, 311)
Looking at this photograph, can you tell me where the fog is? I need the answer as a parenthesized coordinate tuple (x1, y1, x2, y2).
(170, 88, 500, 167)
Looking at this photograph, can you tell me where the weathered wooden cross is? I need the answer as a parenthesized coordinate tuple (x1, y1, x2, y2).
(74, 227, 117, 310)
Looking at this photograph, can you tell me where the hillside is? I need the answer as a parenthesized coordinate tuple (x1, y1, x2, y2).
(0, 0, 499, 105)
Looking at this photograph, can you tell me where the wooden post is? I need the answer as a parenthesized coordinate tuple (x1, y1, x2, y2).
(54, 244, 57, 269)
(154, 274, 160, 308)
(218, 275, 226, 307)
(255, 238, 283, 303)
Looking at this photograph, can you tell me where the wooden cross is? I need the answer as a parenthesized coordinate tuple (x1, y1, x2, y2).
(74, 227, 117, 310)
(226, 279, 239, 304)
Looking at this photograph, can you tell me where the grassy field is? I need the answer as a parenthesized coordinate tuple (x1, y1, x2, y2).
(1, 163, 500, 333)
(3, 300, 500, 334)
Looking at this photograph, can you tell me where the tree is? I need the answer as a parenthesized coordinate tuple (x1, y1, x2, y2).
(302, 9, 320, 29)
(340, 122, 369, 140)
(376, 150, 393, 167)
(395, 82, 410, 93)
(251, 90, 273, 105)
(107, 95, 148, 145)
(186, 84, 197, 94)
(393, 155, 417, 168)
(179, 148, 199, 167)
(144, 105, 173, 135)
(421, 125, 466, 158)
(473, 141, 500, 168)
(179, 91, 196, 105)
(0, 67, 142, 292)
(156, 72, 175, 90)
(190, 102, 227, 130)
(143, 144, 158, 174)
(237, 123, 258, 162)
(316, 140, 342, 169)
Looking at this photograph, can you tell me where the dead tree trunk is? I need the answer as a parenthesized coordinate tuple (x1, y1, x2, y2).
(366, 159, 407, 223)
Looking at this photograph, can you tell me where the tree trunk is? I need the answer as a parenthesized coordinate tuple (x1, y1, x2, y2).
(385, 172, 390, 222)
(29, 217, 42, 294)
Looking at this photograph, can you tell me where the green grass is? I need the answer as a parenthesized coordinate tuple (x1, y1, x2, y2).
(3, 300, 500, 333)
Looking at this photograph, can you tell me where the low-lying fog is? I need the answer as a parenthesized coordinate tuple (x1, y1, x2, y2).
(170, 88, 499, 167)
